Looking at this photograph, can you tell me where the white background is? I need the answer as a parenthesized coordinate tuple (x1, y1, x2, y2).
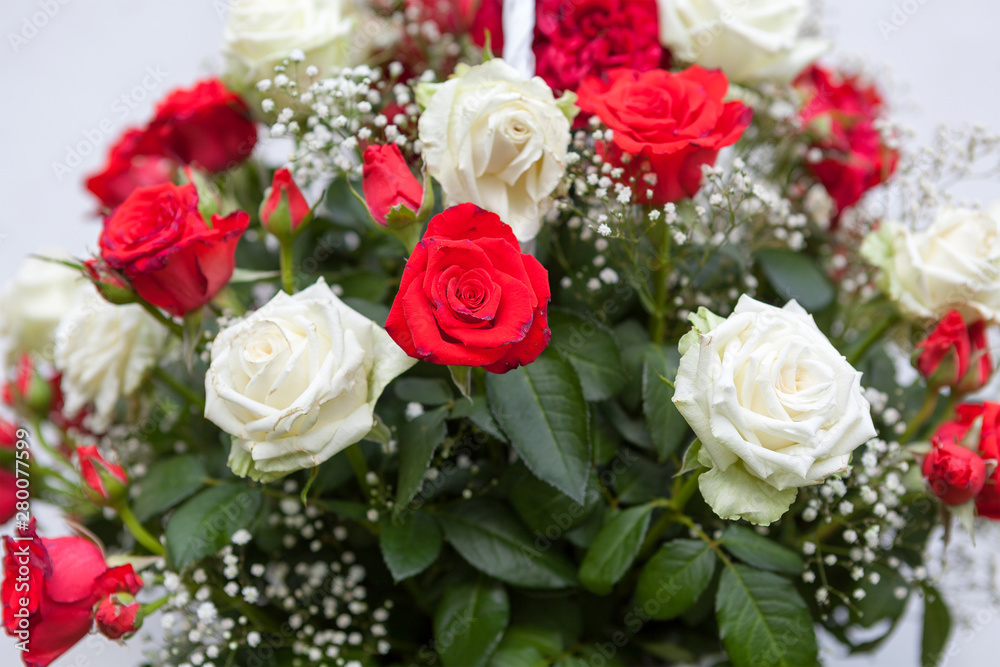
(1, 0, 998, 664)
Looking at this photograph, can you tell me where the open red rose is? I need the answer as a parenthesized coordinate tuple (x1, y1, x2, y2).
(795, 65, 898, 222)
(362, 144, 424, 226)
(138, 79, 257, 173)
(385, 204, 551, 373)
(577, 66, 751, 205)
(406, 0, 504, 52)
(534, 0, 662, 96)
(99, 182, 249, 317)
(2, 520, 143, 667)
(922, 440, 987, 505)
(85, 128, 176, 210)
(916, 310, 992, 392)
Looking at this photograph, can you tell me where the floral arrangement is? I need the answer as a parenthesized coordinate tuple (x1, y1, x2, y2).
(2, 1, 999, 666)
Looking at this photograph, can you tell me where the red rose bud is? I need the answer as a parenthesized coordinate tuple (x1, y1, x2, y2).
(260, 168, 312, 240)
(0, 469, 16, 524)
(385, 204, 551, 373)
(960, 320, 993, 393)
(0, 419, 17, 449)
(138, 79, 257, 173)
(77, 445, 128, 505)
(5, 353, 52, 416)
(94, 593, 141, 640)
(933, 402, 1000, 462)
(362, 144, 424, 226)
(977, 466, 1000, 520)
(915, 311, 973, 388)
(1, 520, 143, 667)
(922, 440, 987, 505)
(576, 66, 751, 205)
(83, 259, 135, 305)
(85, 127, 176, 211)
(99, 182, 250, 317)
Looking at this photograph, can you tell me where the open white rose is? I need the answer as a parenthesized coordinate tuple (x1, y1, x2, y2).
(54, 286, 170, 431)
(0, 253, 81, 363)
(205, 279, 415, 482)
(223, 0, 367, 96)
(656, 0, 829, 84)
(417, 58, 576, 244)
(861, 207, 1000, 324)
(673, 296, 876, 525)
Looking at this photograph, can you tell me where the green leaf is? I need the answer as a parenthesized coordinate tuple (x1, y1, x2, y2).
(642, 350, 688, 461)
(719, 525, 804, 576)
(229, 268, 281, 283)
(715, 564, 817, 667)
(578, 504, 653, 595)
(165, 485, 262, 569)
(395, 407, 448, 510)
(434, 578, 510, 667)
(636, 539, 717, 620)
(131, 456, 207, 522)
(508, 467, 599, 535)
(755, 248, 835, 312)
(394, 378, 454, 406)
(489, 626, 562, 666)
(487, 353, 591, 503)
(435, 500, 578, 589)
(921, 585, 951, 667)
(548, 310, 625, 401)
(380, 510, 442, 582)
(449, 365, 473, 400)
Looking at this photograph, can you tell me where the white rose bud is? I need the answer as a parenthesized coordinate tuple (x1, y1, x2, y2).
(417, 58, 577, 244)
(673, 296, 876, 525)
(54, 286, 170, 431)
(205, 279, 415, 482)
(861, 207, 1000, 324)
(0, 253, 81, 363)
(657, 0, 829, 84)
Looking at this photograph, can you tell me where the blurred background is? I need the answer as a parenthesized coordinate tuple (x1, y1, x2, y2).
(0, 0, 998, 664)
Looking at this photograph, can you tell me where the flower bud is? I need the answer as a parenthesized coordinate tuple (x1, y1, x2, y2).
(260, 168, 312, 240)
(94, 592, 142, 640)
(915, 311, 991, 392)
(77, 445, 129, 506)
(4, 353, 52, 416)
(922, 440, 987, 506)
(83, 259, 135, 306)
(361, 144, 423, 227)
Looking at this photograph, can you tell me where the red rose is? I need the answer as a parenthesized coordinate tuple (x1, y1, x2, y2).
(795, 65, 898, 221)
(2, 520, 143, 667)
(94, 594, 141, 640)
(260, 168, 312, 238)
(99, 182, 249, 317)
(977, 467, 1000, 520)
(922, 440, 987, 505)
(85, 128, 176, 210)
(577, 67, 752, 205)
(139, 79, 257, 173)
(362, 144, 424, 226)
(915, 311, 992, 392)
(534, 0, 662, 96)
(0, 470, 16, 525)
(468, 0, 504, 53)
(406, 0, 504, 52)
(385, 204, 551, 373)
(933, 402, 999, 462)
(77, 445, 128, 504)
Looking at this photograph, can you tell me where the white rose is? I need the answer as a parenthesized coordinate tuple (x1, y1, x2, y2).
(223, 0, 366, 92)
(656, 0, 829, 84)
(672, 296, 876, 525)
(0, 254, 81, 363)
(861, 207, 1000, 324)
(417, 59, 576, 244)
(204, 279, 415, 482)
(54, 286, 170, 431)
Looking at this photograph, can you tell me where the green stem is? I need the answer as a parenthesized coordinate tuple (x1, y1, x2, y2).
(279, 240, 296, 294)
(671, 470, 702, 513)
(649, 222, 673, 344)
(30, 419, 73, 472)
(846, 312, 900, 366)
(118, 503, 165, 556)
(152, 367, 205, 412)
(899, 389, 940, 444)
(140, 595, 170, 616)
(346, 445, 373, 498)
(139, 301, 183, 337)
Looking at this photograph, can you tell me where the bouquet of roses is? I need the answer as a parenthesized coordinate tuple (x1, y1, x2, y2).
(3, 1, 999, 666)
